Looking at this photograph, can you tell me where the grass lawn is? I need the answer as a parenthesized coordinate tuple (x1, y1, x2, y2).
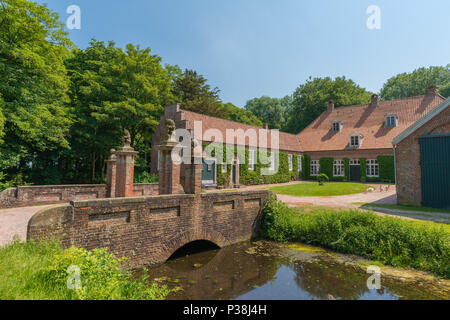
(269, 182, 369, 196)
(356, 203, 450, 214)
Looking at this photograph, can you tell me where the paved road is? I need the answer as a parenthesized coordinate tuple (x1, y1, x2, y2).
(0, 205, 52, 247)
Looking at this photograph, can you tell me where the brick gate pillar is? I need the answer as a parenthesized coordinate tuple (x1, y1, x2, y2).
(115, 130, 138, 198)
(106, 149, 117, 198)
(158, 119, 184, 195)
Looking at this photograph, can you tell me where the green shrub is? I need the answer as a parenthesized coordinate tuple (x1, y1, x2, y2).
(0, 241, 171, 300)
(317, 173, 329, 185)
(261, 200, 450, 278)
(319, 158, 333, 178)
(134, 172, 158, 183)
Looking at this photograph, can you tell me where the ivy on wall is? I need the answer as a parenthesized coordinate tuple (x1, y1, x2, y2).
(319, 158, 333, 179)
(378, 156, 395, 183)
(359, 158, 367, 182)
(344, 158, 350, 181)
(302, 155, 311, 180)
(203, 143, 299, 186)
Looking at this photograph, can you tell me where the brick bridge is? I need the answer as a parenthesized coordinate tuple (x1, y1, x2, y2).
(25, 126, 272, 268)
(27, 190, 271, 268)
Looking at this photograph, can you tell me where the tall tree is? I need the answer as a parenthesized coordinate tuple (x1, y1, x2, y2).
(65, 40, 175, 183)
(438, 82, 450, 98)
(380, 65, 450, 100)
(0, 96, 4, 144)
(0, 0, 73, 184)
(285, 77, 372, 134)
(222, 102, 263, 127)
(172, 69, 226, 118)
(244, 96, 291, 130)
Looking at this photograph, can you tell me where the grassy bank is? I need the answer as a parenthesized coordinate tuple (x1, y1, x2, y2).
(260, 200, 450, 278)
(0, 241, 171, 300)
(269, 182, 368, 196)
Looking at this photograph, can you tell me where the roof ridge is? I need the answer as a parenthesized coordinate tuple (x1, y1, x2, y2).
(180, 108, 298, 137)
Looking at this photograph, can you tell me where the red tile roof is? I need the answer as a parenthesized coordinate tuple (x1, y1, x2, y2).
(181, 110, 303, 152)
(297, 94, 445, 152)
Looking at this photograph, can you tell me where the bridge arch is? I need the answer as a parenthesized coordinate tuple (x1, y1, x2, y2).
(159, 229, 227, 263)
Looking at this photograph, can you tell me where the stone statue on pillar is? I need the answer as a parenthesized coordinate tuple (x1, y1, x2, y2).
(157, 119, 185, 195)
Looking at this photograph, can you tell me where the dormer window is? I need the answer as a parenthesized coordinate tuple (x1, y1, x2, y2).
(332, 121, 342, 132)
(350, 134, 361, 148)
(385, 115, 398, 128)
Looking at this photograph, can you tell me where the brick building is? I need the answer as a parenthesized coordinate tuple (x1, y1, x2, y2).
(393, 97, 450, 209)
(151, 104, 303, 186)
(151, 87, 445, 186)
(297, 88, 445, 182)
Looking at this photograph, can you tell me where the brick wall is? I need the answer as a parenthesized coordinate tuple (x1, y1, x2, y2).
(396, 106, 450, 206)
(0, 183, 159, 209)
(27, 190, 273, 269)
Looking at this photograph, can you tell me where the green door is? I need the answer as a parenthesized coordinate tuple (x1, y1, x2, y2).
(202, 160, 216, 184)
(419, 134, 450, 209)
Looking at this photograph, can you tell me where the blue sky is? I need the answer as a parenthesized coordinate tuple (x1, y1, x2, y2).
(37, 0, 450, 107)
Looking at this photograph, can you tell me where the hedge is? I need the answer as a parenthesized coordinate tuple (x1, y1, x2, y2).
(378, 156, 395, 183)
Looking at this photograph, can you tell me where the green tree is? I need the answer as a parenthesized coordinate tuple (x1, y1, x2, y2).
(172, 69, 226, 118)
(0, 96, 5, 144)
(222, 102, 263, 127)
(0, 0, 73, 184)
(285, 77, 372, 133)
(438, 82, 450, 98)
(244, 96, 291, 129)
(380, 65, 450, 100)
(64, 40, 175, 183)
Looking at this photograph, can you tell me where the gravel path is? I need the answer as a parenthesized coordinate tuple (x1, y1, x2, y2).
(0, 205, 52, 247)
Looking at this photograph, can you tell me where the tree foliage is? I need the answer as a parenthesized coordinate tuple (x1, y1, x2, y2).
(0, 0, 73, 182)
(222, 102, 263, 127)
(172, 69, 226, 118)
(380, 65, 450, 100)
(285, 77, 372, 133)
(64, 40, 175, 183)
(244, 96, 291, 130)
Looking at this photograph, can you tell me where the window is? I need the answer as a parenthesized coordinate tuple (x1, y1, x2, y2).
(332, 121, 341, 132)
(269, 152, 275, 171)
(288, 154, 293, 171)
(350, 159, 360, 166)
(333, 160, 344, 176)
(310, 160, 320, 176)
(157, 151, 160, 171)
(248, 149, 255, 171)
(385, 115, 397, 128)
(366, 159, 379, 177)
(298, 156, 302, 172)
(350, 135, 360, 148)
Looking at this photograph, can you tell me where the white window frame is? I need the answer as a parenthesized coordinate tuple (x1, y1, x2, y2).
(269, 152, 275, 171)
(385, 115, 398, 128)
(332, 121, 341, 132)
(310, 160, 320, 176)
(366, 159, 379, 177)
(350, 159, 360, 165)
(248, 149, 255, 171)
(298, 156, 302, 172)
(288, 154, 293, 171)
(333, 160, 345, 177)
(350, 134, 360, 148)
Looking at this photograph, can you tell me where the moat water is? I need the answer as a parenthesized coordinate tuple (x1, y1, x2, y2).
(144, 241, 449, 300)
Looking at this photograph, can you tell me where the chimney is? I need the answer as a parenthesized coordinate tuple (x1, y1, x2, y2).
(264, 123, 269, 130)
(427, 85, 437, 95)
(370, 94, 379, 107)
(327, 100, 335, 112)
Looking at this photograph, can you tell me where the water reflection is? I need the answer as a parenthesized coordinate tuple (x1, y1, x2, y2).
(143, 241, 446, 300)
